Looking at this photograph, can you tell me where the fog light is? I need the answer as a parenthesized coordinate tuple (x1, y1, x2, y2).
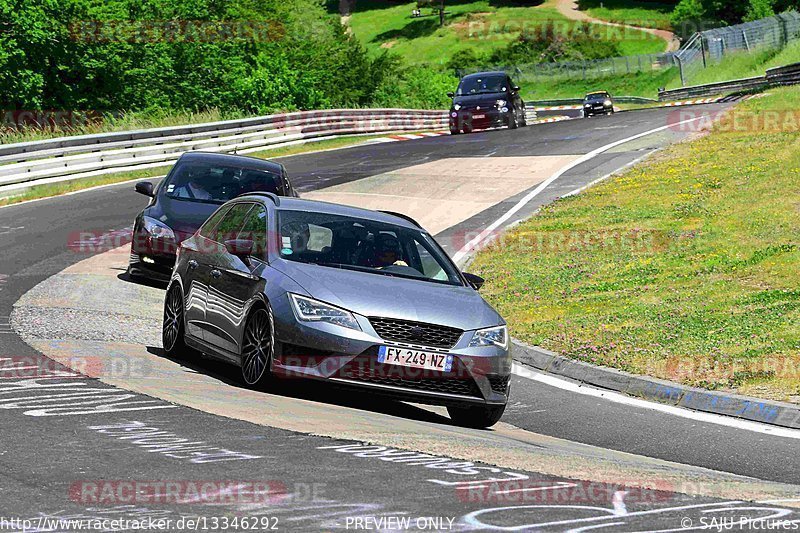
(142, 256, 155, 264)
(451, 112, 458, 118)
(501, 107, 509, 113)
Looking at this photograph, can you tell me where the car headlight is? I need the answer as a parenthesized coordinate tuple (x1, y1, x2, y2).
(453, 103, 462, 111)
(469, 325, 508, 349)
(289, 294, 361, 331)
(584, 103, 592, 107)
(604, 99, 612, 106)
(142, 216, 175, 240)
(496, 99, 507, 108)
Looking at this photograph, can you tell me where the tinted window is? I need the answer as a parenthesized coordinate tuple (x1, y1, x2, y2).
(197, 205, 232, 239)
(237, 204, 268, 256)
(162, 161, 281, 203)
(209, 203, 253, 243)
(457, 75, 507, 96)
(277, 210, 463, 286)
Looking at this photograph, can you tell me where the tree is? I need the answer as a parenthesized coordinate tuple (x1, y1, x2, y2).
(745, 0, 775, 21)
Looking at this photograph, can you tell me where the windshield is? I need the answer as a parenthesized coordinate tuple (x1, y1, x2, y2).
(162, 161, 281, 204)
(456, 75, 507, 96)
(277, 210, 464, 286)
(585, 92, 610, 101)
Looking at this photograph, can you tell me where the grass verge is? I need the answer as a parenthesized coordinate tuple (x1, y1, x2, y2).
(470, 85, 800, 403)
(0, 133, 394, 208)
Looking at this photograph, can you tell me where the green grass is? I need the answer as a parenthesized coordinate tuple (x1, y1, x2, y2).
(578, 0, 677, 31)
(347, 0, 668, 66)
(471, 85, 800, 403)
(673, 40, 800, 89)
(520, 67, 678, 100)
(0, 133, 395, 207)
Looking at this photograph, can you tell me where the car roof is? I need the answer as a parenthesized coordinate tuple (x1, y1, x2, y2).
(586, 91, 610, 96)
(460, 71, 507, 80)
(178, 151, 284, 173)
(235, 195, 422, 230)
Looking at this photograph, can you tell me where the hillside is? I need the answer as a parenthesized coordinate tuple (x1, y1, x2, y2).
(344, 0, 671, 67)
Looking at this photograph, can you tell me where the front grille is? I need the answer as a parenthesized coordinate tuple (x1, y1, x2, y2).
(338, 360, 481, 398)
(369, 317, 463, 349)
(488, 375, 510, 395)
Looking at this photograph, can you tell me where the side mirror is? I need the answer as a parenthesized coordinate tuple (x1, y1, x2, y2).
(463, 272, 485, 290)
(447, 92, 455, 98)
(512, 86, 520, 92)
(224, 239, 254, 262)
(135, 181, 154, 197)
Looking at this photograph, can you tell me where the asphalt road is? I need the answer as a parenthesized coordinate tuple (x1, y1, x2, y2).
(1, 105, 798, 530)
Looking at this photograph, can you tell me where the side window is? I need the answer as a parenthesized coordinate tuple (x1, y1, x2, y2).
(198, 205, 232, 239)
(237, 204, 268, 257)
(413, 239, 449, 281)
(210, 203, 253, 243)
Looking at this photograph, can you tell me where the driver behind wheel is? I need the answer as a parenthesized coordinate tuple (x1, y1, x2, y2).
(374, 233, 408, 268)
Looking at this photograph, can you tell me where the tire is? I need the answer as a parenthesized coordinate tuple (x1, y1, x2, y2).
(447, 403, 506, 429)
(450, 128, 460, 135)
(241, 306, 275, 388)
(520, 113, 527, 127)
(163, 284, 188, 358)
(507, 110, 518, 130)
(462, 124, 473, 134)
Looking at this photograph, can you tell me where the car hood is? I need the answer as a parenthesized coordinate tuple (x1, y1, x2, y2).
(144, 196, 221, 242)
(452, 92, 507, 108)
(274, 260, 505, 332)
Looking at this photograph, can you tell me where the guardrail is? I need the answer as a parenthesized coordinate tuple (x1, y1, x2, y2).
(0, 106, 543, 193)
(658, 60, 800, 101)
(658, 76, 769, 101)
(528, 96, 657, 106)
(0, 109, 452, 192)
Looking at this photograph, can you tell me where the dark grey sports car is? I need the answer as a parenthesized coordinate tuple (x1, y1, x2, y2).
(163, 194, 512, 428)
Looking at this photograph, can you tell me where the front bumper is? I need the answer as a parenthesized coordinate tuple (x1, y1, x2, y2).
(271, 304, 512, 407)
(128, 227, 178, 281)
(583, 104, 613, 116)
(450, 109, 509, 131)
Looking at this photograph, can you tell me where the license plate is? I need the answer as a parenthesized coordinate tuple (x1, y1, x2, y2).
(472, 114, 485, 119)
(378, 346, 453, 372)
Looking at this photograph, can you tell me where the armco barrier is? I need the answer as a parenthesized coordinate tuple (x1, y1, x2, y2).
(658, 76, 768, 101)
(0, 106, 540, 193)
(658, 61, 800, 101)
(766, 61, 800, 85)
(0, 109, 448, 191)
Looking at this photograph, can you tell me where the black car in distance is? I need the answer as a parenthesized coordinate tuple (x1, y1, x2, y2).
(583, 91, 615, 117)
(448, 72, 527, 134)
(129, 151, 298, 281)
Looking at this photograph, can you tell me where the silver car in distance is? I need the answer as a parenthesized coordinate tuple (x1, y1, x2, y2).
(163, 193, 512, 428)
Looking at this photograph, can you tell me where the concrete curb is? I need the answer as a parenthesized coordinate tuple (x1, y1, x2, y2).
(512, 338, 800, 430)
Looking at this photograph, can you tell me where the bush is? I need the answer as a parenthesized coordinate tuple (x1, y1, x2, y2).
(488, 23, 622, 66)
(371, 61, 456, 109)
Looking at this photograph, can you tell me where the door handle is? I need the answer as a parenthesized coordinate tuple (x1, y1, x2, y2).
(188, 260, 198, 270)
(211, 269, 222, 279)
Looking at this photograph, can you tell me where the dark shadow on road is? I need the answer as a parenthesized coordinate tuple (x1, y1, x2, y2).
(145, 345, 458, 427)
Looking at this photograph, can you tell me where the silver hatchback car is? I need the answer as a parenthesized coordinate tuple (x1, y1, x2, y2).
(163, 193, 511, 428)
